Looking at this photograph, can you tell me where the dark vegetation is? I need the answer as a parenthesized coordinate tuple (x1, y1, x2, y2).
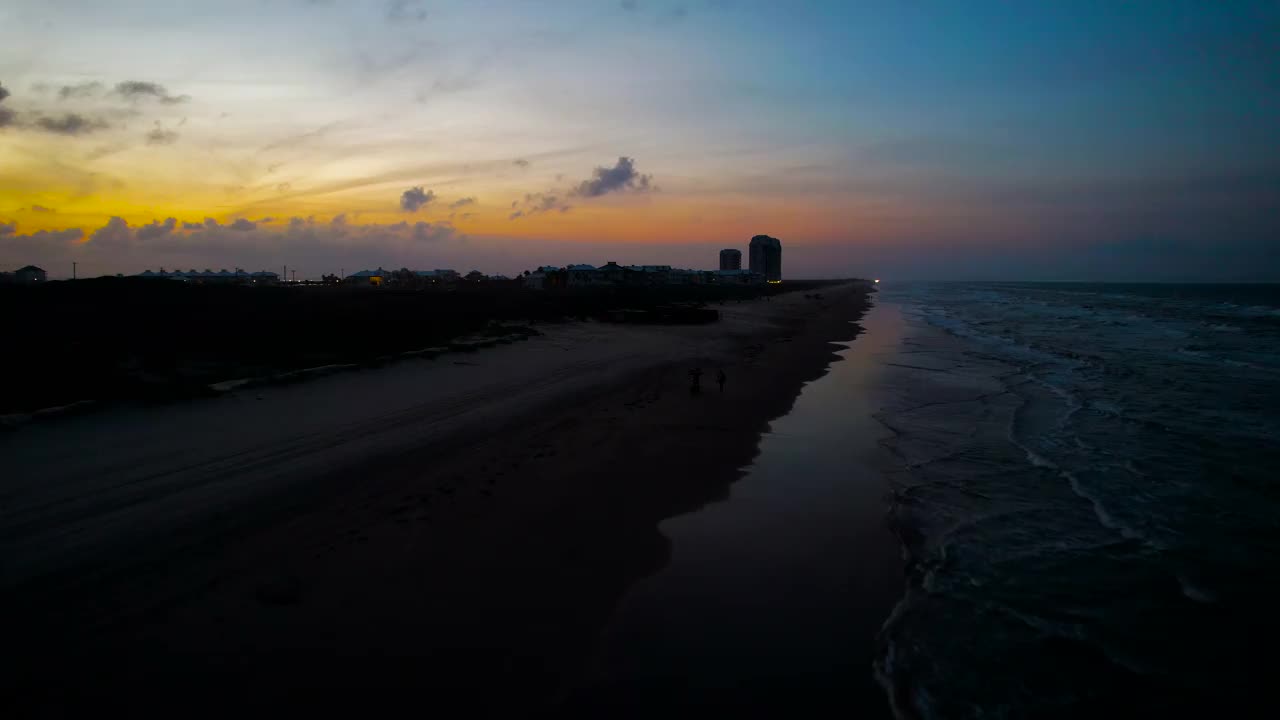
(0, 277, 846, 415)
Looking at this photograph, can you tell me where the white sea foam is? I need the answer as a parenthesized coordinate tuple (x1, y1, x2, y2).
(1063, 470, 1142, 540)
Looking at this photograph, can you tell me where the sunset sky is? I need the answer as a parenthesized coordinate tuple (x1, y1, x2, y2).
(2, 0, 1277, 280)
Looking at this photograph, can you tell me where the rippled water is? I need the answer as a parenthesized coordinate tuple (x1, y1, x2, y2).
(875, 283, 1280, 718)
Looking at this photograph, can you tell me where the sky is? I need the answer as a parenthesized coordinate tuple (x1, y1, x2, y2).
(1, 0, 1277, 280)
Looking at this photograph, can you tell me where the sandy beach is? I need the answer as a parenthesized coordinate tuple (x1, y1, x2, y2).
(2, 282, 874, 714)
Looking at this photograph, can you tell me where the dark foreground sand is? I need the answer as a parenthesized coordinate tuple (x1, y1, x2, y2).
(2, 283, 874, 715)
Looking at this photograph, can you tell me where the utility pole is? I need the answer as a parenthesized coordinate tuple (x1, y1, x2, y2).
(282, 265, 287, 283)
(292, 269, 297, 284)
(72, 261, 77, 280)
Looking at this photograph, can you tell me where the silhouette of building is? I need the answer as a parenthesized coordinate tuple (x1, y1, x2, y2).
(716, 269, 764, 285)
(566, 264, 601, 287)
(413, 269, 459, 285)
(748, 235, 782, 283)
(525, 266, 567, 290)
(15, 265, 47, 284)
(135, 268, 280, 285)
(347, 268, 388, 286)
(719, 249, 742, 271)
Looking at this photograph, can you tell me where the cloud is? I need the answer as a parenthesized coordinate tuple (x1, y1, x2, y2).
(89, 216, 131, 245)
(376, 220, 458, 242)
(14, 227, 84, 244)
(229, 218, 257, 231)
(621, 0, 639, 9)
(5, 217, 476, 277)
(58, 82, 103, 100)
(30, 205, 56, 213)
(146, 123, 179, 145)
(513, 158, 531, 168)
(532, 193, 566, 212)
(505, 156, 651, 222)
(387, 0, 428, 22)
(85, 143, 129, 161)
(136, 217, 177, 241)
(182, 221, 204, 230)
(0, 221, 15, 237)
(508, 192, 571, 220)
(449, 197, 476, 210)
(411, 221, 455, 242)
(400, 186, 436, 212)
(34, 113, 109, 135)
(572, 156, 653, 197)
(113, 81, 189, 105)
(0, 82, 15, 127)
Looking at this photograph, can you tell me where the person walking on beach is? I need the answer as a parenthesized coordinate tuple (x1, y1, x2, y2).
(689, 366, 703, 396)
(716, 368, 727, 393)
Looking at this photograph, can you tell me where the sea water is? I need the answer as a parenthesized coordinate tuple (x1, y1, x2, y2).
(875, 282, 1280, 718)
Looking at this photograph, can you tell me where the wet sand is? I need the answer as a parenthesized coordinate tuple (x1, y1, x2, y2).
(2, 283, 876, 715)
(564, 301, 908, 717)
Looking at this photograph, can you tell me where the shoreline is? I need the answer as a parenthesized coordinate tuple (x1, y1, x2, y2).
(563, 298, 906, 717)
(3, 282, 878, 713)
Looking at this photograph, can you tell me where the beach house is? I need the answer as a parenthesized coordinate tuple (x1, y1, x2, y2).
(15, 265, 47, 284)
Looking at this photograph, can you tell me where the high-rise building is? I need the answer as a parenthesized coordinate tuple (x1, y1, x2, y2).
(748, 235, 782, 282)
(719, 248, 742, 271)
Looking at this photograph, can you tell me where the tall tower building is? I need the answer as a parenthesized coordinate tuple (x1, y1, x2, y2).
(719, 248, 742, 271)
(748, 235, 782, 282)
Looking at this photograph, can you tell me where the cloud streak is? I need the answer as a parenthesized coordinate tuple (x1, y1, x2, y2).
(114, 81, 189, 104)
(146, 123, 179, 145)
(34, 113, 109, 135)
(0, 82, 14, 127)
(386, 0, 428, 23)
(58, 82, 103, 100)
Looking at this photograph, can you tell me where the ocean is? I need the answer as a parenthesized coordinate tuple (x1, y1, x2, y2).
(876, 282, 1280, 718)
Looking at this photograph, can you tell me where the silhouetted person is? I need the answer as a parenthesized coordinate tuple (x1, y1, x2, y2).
(689, 366, 703, 396)
(716, 368, 726, 392)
